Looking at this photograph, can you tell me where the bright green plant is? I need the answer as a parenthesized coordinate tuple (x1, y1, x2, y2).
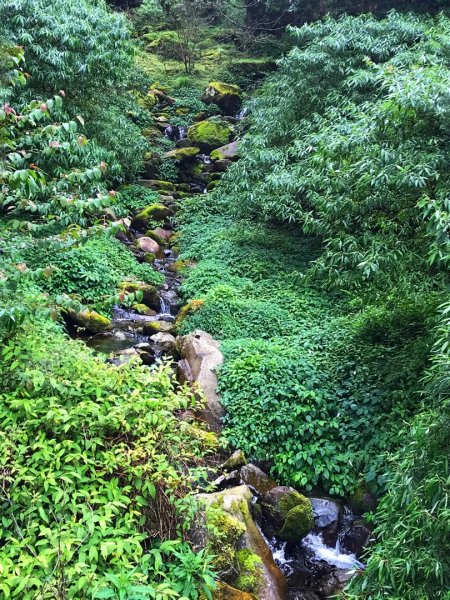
(0, 0, 148, 181)
(0, 316, 218, 598)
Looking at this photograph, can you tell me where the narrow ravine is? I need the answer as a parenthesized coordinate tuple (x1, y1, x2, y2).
(64, 82, 374, 599)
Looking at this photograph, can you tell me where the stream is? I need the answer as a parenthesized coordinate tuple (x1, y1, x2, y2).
(69, 109, 371, 598)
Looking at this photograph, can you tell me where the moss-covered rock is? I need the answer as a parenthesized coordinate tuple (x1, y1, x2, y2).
(203, 81, 242, 115)
(164, 146, 200, 160)
(143, 180, 176, 192)
(207, 180, 220, 192)
(210, 140, 239, 161)
(135, 236, 162, 256)
(145, 252, 156, 263)
(132, 303, 156, 316)
(120, 282, 160, 311)
(279, 502, 314, 542)
(235, 549, 263, 593)
(261, 486, 313, 543)
(187, 118, 234, 151)
(144, 229, 167, 247)
(175, 299, 205, 328)
(222, 449, 247, 471)
(131, 204, 174, 231)
(143, 320, 175, 335)
(66, 310, 112, 334)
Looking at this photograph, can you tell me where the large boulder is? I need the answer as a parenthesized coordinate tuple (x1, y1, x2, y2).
(66, 309, 111, 334)
(341, 523, 371, 558)
(187, 118, 234, 152)
(196, 485, 287, 600)
(177, 329, 224, 431)
(262, 486, 313, 543)
(203, 81, 242, 115)
(120, 282, 160, 311)
(135, 236, 162, 256)
(210, 140, 239, 161)
(131, 204, 174, 232)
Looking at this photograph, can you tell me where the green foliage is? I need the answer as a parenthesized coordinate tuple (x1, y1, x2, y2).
(177, 200, 434, 495)
(219, 11, 450, 289)
(0, 0, 148, 181)
(0, 316, 217, 598)
(21, 234, 163, 304)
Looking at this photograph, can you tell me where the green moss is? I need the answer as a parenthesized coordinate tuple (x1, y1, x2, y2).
(208, 81, 241, 96)
(81, 311, 112, 334)
(131, 203, 174, 231)
(143, 321, 175, 335)
(132, 303, 155, 316)
(145, 230, 167, 246)
(279, 490, 307, 517)
(188, 119, 233, 150)
(120, 282, 160, 310)
(278, 499, 313, 543)
(145, 252, 156, 263)
(235, 549, 263, 593)
(206, 505, 246, 575)
(164, 146, 200, 160)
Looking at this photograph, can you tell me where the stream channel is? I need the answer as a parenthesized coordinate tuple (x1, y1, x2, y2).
(69, 117, 371, 599)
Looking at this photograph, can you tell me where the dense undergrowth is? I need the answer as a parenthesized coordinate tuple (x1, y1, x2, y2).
(178, 11, 450, 599)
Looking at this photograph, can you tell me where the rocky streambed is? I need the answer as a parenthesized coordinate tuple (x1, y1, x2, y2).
(65, 80, 374, 599)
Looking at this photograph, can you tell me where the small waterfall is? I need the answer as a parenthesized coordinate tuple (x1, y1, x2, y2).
(302, 533, 364, 570)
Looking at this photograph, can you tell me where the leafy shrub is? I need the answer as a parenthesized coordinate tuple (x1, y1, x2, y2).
(177, 200, 433, 495)
(0, 316, 217, 598)
(0, 0, 148, 181)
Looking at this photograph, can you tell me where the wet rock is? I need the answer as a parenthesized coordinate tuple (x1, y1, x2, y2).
(240, 464, 277, 496)
(196, 485, 287, 600)
(262, 487, 313, 543)
(131, 204, 174, 232)
(65, 309, 112, 334)
(213, 469, 241, 490)
(143, 321, 175, 335)
(132, 304, 156, 316)
(310, 498, 341, 546)
(150, 332, 177, 356)
(222, 449, 247, 471)
(109, 347, 140, 366)
(152, 227, 173, 242)
(210, 140, 239, 161)
(341, 523, 371, 558)
(213, 581, 255, 600)
(312, 572, 340, 598)
(177, 329, 224, 431)
(187, 118, 234, 152)
(214, 158, 233, 172)
(141, 179, 176, 192)
(175, 137, 194, 149)
(135, 236, 162, 256)
(289, 593, 320, 600)
(202, 81, 242, 115)
(120, 282, 160, 311)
